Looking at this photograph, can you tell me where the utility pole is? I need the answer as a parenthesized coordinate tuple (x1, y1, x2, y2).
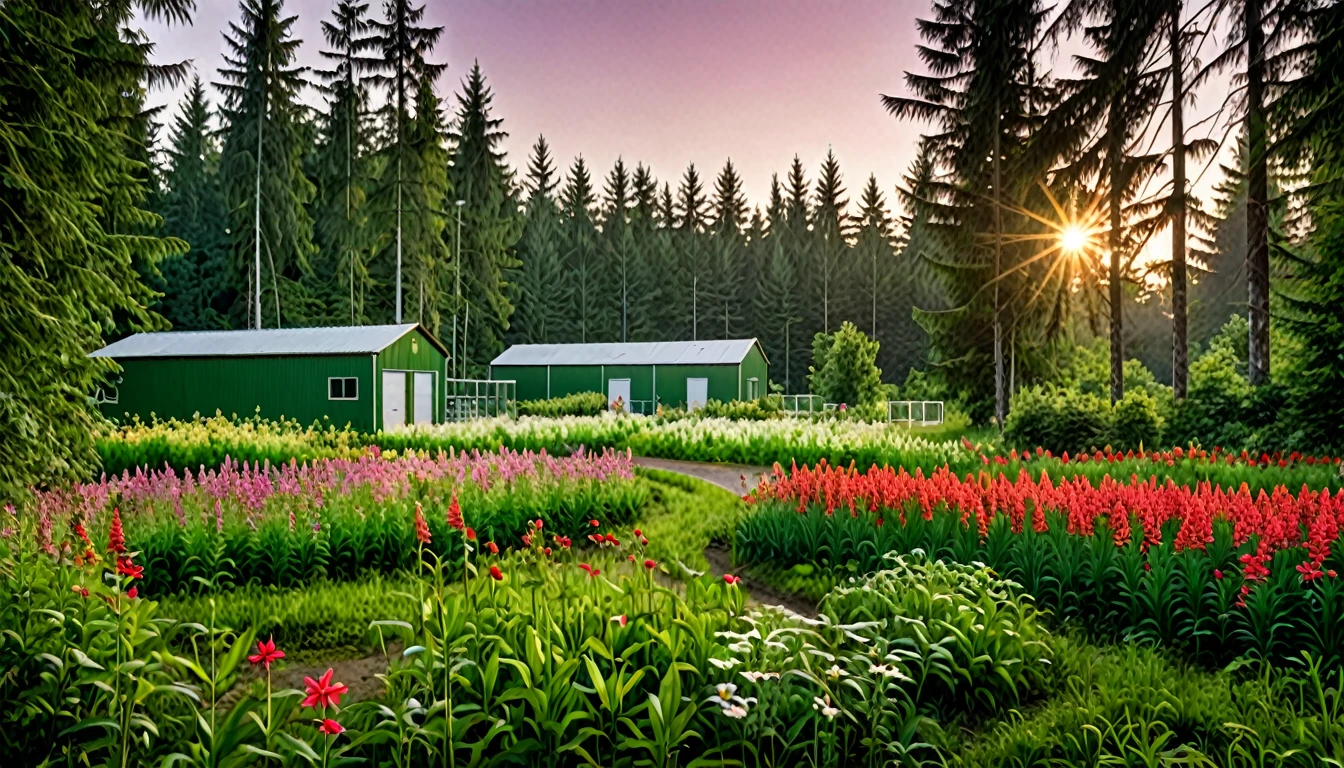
(253, 53, 265, 331)
(993, 97, 1006, 427)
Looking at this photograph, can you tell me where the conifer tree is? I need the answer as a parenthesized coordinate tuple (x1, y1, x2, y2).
(754, 176, 801, 390)
(512, 136, 567, 344)
(157, 76, 232, 331)
(366, 0, 446, 324)
(675, 163, 709, 339)
(401, 79, 451, 335)
(604, 159, 654, 342)
(218, 0, 317, 329)
(707, 160, 748, 338)
(811, 150, 850, 333)
(448, 63, 521, 372)
(626, 164, 664, 342)
(1, 0, 193, 496)
(560, 156, 599, 342)
(311, 0, 377, 326)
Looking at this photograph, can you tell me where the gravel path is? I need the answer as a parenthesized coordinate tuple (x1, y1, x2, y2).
(632, 456, 771, 495)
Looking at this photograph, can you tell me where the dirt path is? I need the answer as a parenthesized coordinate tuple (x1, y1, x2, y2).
(632, 456, 771, 495)
(635, 456, 818, 618)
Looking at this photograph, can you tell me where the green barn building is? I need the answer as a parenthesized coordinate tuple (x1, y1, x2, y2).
(91, 324, 449, 432)
(489, 339, 769, 412)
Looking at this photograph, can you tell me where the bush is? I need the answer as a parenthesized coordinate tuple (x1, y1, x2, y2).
(516, 391, 607, 417)
(1004, 385, 1110, 454)
(1106, 387, 1164, 451)
(808, 322, 885, 417)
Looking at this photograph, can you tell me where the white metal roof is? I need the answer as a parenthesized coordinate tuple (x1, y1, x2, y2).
(491, 339, 764, 367)
(90, 324, 442, 359)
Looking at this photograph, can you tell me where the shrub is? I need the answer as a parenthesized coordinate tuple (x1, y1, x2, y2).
(808, 322, 885, 417)
(517, 391, 607, 417)
(1004, 385, 1110, 454)
(1106, 388, 1164, 451)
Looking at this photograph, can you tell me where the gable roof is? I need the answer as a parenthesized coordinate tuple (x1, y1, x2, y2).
(90, 324, 449, 359)
(491, 339, 767, 367)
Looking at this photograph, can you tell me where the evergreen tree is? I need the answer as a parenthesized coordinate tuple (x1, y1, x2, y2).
(512, 136, 567, 344)
(754, 176, 801, 391)
(675, 163, 709, 339)
(626, 164, 664, 342)
(1, 0, 192, 496)
(366, 0, 446, 324)
(217, 0, 318, 329)
(402, 79, 452, 335)
(707, 160, 748, 338)
(854, 175, 894, 346)
(604, 159, 653, 342)
(448, 63, 521, 373)
(311, 0, 377, 326)
(157, 76, 232, 330)
(811, 150, 850, 333)
(560, 156, 599, 342)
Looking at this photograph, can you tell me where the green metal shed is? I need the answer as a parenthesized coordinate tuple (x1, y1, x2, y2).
(90, 324, 449, 432)
(489, 339, 769, 412)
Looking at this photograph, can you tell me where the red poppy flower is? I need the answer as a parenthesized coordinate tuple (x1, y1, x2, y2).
(644, 559, 657, 569)
(318, 719, 344, 736)
(489, 565, 504, 581)
(486, 541, 499, 555)
(301, 668, 348, 709)
(248, 636, 286, 668)
(107, 508, 126, 554)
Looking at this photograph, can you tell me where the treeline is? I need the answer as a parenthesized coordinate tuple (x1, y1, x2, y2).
(148, 0, 930, 392)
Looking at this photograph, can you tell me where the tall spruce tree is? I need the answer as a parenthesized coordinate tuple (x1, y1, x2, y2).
(626, 164, 664, 342)
(448, 63, 521, 373)
(218, 0, 317, 329)
(1, 0, 192, 496)
(560, 156, 599, 342)
(755, 176, 801, 391)
(366, 0, 446, 324)
(311, 0, 377, 326)
(675, 163, 710, 339)
(157, 76, 232, 331)
(707, 160, 748, 338)
(512, 136, 567, 344)
(811, 150, 850, 333)
(854, 175, 895, 346)
(604, 159, 652, 342)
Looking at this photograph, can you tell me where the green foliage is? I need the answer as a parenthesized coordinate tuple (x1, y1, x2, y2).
(633, 467, 744, 572)
(0, 0, 187, 501)
(517, 391, 607, 417)
(1005, 385, 1163, 453)
(96, 413, 366, 474)
(808, 322, 885, 416)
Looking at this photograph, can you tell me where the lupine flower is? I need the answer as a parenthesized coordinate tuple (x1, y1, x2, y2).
(489, 565, 504, 581)
(248, 636, 285, 668)
(301, 669, 348, 709)
(116, 557, 144, 580)
(413, 504, 431, 545)
(107, 508, 125, 553)
(446, 494, 464, 531)
(317, 719, 344, 736)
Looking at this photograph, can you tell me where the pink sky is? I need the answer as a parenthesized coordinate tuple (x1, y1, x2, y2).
(145, 0, 929, 208)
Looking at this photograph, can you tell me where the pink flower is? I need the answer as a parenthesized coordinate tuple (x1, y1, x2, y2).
(413, 504, 431, 545)
(301, 668, 348, 709)
(317, 719, 344, 736)
(723, 574, 741, 586)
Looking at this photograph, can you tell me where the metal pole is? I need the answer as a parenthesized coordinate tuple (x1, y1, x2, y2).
(454, 200, 465, 378)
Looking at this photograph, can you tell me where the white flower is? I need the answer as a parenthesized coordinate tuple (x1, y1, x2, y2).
(812, 695, 840, 719)
(709, 657, 741, 670)
(722, 704, 749, 719)
(728, 641, 753, 654)
(824, 664, 847, 681)
(714, 683, 737, 703)
(739, 671, 781, 683)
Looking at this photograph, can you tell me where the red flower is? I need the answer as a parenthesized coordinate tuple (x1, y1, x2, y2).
(248, 636, 286, 668)
(522, 534, 532, 547)
(70, 584, 89, 599)
(489, 565, 504, 581)
(534, 519, 544, 530)
(413, 504, 431, 545)
(578, 563, 591, 573)
(107, 508, 126, 554)
(611, 614, 628, 627)
(126, 587, 138, 600)
(628, 555, 636, 562)
(723, 574, 741, 586)
(446, 494, 464, 531)
(466, 527, 477, 542)
(1214, 569, 1223, 580)
(544, 547, 553, 556)
(317, 719, 344, 736)
(633, 528, 642, 537)
(301, 668, 348, 709)
(644, 559, 657, 570)
(589, 519, 600, 528)
(116, 557, 143, 580)
(486, 541, 499, 555)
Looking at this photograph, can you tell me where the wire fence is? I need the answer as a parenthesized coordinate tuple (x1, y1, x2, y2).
(445, 378, 516, 422)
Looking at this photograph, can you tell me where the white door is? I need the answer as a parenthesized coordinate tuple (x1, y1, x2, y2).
(413, 372, 434, 425)
(608, 378, 631, 412)
(686, 378, 708, 411)
(381, 371, 405, 430)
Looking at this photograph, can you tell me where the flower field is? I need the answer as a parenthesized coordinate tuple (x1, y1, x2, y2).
(738, 461, 1344, 666)
(35, 446, 645, 595)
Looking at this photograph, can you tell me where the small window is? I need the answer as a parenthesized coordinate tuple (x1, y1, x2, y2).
(746, 377, 759, 400)
(328, 377, 358, 400)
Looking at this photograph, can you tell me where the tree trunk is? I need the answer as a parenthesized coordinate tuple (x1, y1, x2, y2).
(1171, 0, 1189, 399)
(1108, 95, 1125, 405)
(993, 100, 1007, 427)
(1245, 0, 1271, 385)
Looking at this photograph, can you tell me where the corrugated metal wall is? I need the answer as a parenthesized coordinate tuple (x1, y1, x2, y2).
(374, 329, 448, 429)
